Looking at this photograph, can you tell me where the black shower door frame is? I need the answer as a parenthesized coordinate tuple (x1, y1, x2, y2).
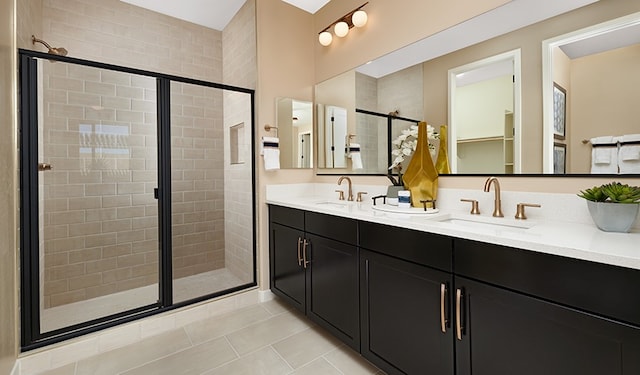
(18, 49, 257, 351)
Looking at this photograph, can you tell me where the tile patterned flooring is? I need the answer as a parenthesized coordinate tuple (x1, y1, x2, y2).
(36, 299, 384, 375)
(42, 269, 244, 332)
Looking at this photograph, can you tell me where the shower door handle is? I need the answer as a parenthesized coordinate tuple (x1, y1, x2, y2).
(38, 163, 53, 171)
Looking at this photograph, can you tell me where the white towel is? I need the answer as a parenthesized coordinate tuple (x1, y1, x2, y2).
(589, 136, 618, 174)
(261, 136, 280, 171)
(348, 143, 363, 170)
(619, 134, 640, 173)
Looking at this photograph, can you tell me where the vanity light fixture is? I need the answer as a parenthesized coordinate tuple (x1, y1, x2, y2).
(318, 2, 368, 46)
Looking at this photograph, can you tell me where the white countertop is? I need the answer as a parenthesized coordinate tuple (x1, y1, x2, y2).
(266, 184, 640, 271)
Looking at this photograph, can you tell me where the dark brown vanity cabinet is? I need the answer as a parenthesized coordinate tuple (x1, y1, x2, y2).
(268, 205, 359, 350)
(269, 205, 640, 375)
(359, 221, 454, 375)
(454, 239, 640, 375)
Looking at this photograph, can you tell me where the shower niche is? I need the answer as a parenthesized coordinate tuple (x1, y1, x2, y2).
(19, 50, 256, 349)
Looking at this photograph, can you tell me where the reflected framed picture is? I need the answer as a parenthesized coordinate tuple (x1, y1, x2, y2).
(553, 142, 566, 174)
(553, 82, 566, 140)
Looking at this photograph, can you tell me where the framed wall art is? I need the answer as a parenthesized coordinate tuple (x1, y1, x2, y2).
(553, 82, 566, 140)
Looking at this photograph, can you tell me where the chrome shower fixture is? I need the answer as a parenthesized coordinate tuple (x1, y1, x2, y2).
(31, 35, 68, 56)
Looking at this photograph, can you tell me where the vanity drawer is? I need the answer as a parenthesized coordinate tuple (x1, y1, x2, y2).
(359, 221, 452, 272)
(269, 205, 304, 230)
(305, 211, 357, 245)
(455, 238, 640, 327)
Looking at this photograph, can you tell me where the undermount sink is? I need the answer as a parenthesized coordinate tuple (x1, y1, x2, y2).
(427, 213, 536, 232)
(314, 201, 349, 209)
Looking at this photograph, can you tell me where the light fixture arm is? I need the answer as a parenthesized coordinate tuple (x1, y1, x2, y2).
(318, 2, 368, 35)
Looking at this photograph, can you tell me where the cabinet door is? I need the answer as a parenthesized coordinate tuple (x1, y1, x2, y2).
(269, 223, 306, 311)
(306, 233, 359, 350)
(360, 249, 454, 375)
(455, 276, 640, 375)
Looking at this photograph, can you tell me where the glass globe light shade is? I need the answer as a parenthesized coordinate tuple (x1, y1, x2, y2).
(352, 10, 368, 27)
(334, 21, 349, 37)
(318, 31, 333, 46)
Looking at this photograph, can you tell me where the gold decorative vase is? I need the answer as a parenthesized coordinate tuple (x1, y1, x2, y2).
(402, 122, 438, 207)
(436, 125, 451, 174)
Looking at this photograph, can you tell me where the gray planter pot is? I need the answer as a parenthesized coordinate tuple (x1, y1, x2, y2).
(586, 201, 640, 233)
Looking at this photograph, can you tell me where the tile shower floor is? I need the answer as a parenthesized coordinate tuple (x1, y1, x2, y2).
(43, 269, 244, 332)
(36, 299, 384, 375)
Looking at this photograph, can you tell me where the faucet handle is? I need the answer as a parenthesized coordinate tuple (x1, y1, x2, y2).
(515, 203, 541, 220)
(335, 190, 345, 201)
(356, 191, 368, 202)
(460, 199, 480, 215)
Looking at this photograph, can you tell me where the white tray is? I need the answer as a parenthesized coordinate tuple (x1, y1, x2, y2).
(371, 204, 439, 215)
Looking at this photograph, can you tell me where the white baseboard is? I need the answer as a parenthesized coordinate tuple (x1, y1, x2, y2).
(258, 289, 275, 302)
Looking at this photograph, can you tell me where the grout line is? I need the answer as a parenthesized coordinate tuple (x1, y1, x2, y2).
(269, 344, 295, 373)
(115, 327, 195, 375)
(322, 353, 347, 375)
(223, 335, 241, 358)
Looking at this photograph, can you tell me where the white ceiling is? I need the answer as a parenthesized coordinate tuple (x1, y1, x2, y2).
(119, 0, 329, 30)
(282, 0, 330, 14)
(119, 0, 247, 30)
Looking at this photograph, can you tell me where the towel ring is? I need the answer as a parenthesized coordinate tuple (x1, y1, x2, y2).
(264, 124, 278, 136)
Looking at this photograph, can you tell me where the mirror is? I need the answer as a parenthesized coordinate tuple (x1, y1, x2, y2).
(315, 0, 640, 175)
(275, 98, 313, 168)
(449, 50, 521, 174)
(542, 12, 640, 174)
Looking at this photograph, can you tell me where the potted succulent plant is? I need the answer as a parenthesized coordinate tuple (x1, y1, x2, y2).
(578, 182, 640, 232)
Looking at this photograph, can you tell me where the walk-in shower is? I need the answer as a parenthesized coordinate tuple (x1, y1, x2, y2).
(19, 49, 256, 349)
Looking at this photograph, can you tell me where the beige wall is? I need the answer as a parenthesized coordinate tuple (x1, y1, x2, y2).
(255, 0, 316, 289)
(570, 44, 640, 173)
(0, 0, 17, 371)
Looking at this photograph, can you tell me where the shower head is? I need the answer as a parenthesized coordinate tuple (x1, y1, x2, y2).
(31, 35, 68, 56)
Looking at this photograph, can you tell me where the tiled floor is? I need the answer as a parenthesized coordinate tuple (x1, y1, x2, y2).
(36, 299, 384, 375)
(43, 269, 244, 332)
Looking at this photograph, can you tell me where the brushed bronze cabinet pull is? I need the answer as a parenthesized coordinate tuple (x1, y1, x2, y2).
(440, 283, 448, 333)
(456, 288, 463, 341)
(302, 239, 310, 268)
(297, 237, 303, 266)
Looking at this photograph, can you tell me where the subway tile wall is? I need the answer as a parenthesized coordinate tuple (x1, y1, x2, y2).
(42, 64, 161, 308)
(355, 72, 384, 173)
(29, 0, 257, 308)
(355, 65, 424, 173)
(170, 82, 225, 281)
(222, 0, 256, 284)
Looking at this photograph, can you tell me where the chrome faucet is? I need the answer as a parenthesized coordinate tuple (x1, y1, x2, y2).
(337, 176, 354, 201)
(483, 176, 504, 217)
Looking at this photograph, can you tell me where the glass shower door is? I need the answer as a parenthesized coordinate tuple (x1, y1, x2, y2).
(37, 59, 160, 333)
(170, 82, 254, 304)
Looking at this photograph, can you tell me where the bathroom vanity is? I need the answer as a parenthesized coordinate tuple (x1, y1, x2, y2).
(267, 184, 640, 375)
